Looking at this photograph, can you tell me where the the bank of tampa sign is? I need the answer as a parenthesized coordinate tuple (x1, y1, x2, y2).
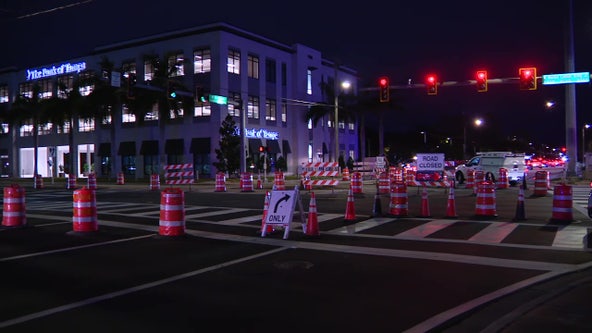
(26, 61, 87, 81)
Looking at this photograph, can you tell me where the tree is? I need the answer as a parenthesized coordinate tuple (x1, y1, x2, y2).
(213, 114, 240, 175)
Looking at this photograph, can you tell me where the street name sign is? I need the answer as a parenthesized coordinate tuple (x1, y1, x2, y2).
(542, 72, 590, 85)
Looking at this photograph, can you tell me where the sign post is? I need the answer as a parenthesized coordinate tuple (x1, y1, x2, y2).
(261, 186, 305, 239)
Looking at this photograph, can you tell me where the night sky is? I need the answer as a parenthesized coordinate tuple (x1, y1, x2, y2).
(1, 0, 591, 149)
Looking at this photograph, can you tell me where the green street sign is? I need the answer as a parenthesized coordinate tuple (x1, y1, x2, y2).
(542, 72, 590, 85)
(208, 94, 228, 105)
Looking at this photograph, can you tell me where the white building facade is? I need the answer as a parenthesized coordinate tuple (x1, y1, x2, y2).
(0, 23, 359, 180)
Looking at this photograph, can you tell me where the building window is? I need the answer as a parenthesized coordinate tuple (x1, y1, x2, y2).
(265, 99, 276, 121)
(122, 155, 136, 176)
(281, 102, 287, 124)
(228, 92, 241, 117)
(18, 82, 33, 98)
(0, 85, 8, 103)
(19, 120, 33, 137)
(144, 58, 157, 82)
(266, 59, 276, 83)
(193, 49, 211, 74)
(78, 71, 94, 96)
(168, 52, 184, 77)
(169, 101, 184, 119)
(247, 96, 259, 119)
(307, 69, 313, 95)
(144, 103, 158, 121)
(194, 103, 211, 117)
(38, 79, 53, 99)
(122, 61, 137, 79)
(227, 49, 240, 74)
(122, 104, 136, 123)
(143, 155, 158, 177)
(281, 63, 287, 86)
(58, 121, 71, 134)
(101, 106, 112, 125)
(248, 55, 259, 79)
(78, 118, 95, 132)
(57, 75, 74, 98)
(348, 118, 355, 130)
(38, 123, 52, 135)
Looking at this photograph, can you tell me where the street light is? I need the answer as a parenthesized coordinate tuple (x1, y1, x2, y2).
(582, 123, 590, 162)
(420, 131, 427, 146)
(463, 118, 484, 159)
(333, 72, 351, 162)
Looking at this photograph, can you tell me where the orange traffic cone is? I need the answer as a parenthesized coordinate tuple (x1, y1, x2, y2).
(419, 185, 431, 217)
(344, 187, 356, 221)
(512, 185, 527, 221)
(445, 184, 458, 218)
(305, 192, 320, 236)
(261, 191, 273, 233)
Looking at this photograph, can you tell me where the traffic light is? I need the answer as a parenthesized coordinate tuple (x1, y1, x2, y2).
(126, 73, 136, 99)
(519, 67, 537, 90)
(476, 70, 488, 92)
(167, 80, 177, 100)
(258, 145, 266, 153)
(426, 74, 437, 95)
(378, 76, 389, 102)
(196, 86, 206, 103)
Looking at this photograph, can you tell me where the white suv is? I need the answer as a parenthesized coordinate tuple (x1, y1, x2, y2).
(455, 152, 526, 186)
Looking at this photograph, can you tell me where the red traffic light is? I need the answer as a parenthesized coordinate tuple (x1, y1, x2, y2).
(476, 70, 488, 92)
(519, 67, 537, 90)
(378, 76, 389, 102)
(426, 74, 437, 95)
(258, 145, 265, 153)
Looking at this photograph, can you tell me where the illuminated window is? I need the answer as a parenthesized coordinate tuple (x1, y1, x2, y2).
(194, 103, 211, 117)
(78, 118, 94, 132)
(307, 69, 312, 95)
(122, 104, 136, 123)
(144, 57, 157, 82)
(144, 103, 159, 121)
(101, 106, 112, 125)
(58, 121, 70, 134)
(247, 96, 259, 119)
(281, 102, 287, 124)
(193, 49, 211, 74)
(0, 85, 8, 103)
(19, 119, 33, 137)
(122, 61, 137, 79)
(169, 101, 184, 119)
(38, 123, 53, 135)
(38, 79, 53, 99)
(57, 75, 74, 98)
(265, 99, 276, 121)
(168, 52, 184, 77)
(78, 71, 94, 96)
(228, 92, 241, 117)
(227, 49, 240, 74)
(248, 55, 259, 79)
(18, 82, 33, 98)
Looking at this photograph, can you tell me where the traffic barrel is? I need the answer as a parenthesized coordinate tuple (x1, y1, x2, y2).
(465, 169, 475, 189)
(2, 184, 26, 227)
(256, 174, 263, 189)
(87, 173, 97, 190)
(475, 181, 497, 218)
(550, 184, 573, 223)
(67, 174, 77, 190)
(274, 171, 285, 190)
(497, 168, 509, 189)
(473, 170, 485, 195)
(150, 174, 160, 191)
(34, 174, 44, 189)
(117, 172, 125, 185)
(215, 172, 227, 192)
(388, 182, 408, 217)
(72, 187, 98, 232)
(159, 188, 185, 236)
(351, 172, 363, 194)
(342, 167, 350, 181)
(377, 172, 390, 194)
(241, 172, 254, 192)
(533, 171, 549, 197)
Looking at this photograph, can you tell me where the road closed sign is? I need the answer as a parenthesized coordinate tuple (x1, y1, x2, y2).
(416, 153, 445, 171)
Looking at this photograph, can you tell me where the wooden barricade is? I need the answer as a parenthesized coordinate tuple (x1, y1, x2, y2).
(301, 162, 340, 191)
(163, 164, 195, 189)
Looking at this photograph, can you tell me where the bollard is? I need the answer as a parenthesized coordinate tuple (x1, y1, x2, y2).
(73, 187, 98, 232)
(2, 184, 26, 227)
(159, 188, 185, 236)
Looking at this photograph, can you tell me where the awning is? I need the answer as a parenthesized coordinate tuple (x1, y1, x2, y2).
(165, 139, 184, 155)
(322, 142, 328, 154)
(140, 140, 159, 155)
(118, 141, 136, 156)
(98, 143, 111, 156)
(248, 138, 262, 153)
(282, 140, 291, 154)
(190, 138, 211, 154)
(266, 140, 281, 154)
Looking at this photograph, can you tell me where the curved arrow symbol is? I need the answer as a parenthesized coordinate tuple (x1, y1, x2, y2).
(273, 193, 291, 213)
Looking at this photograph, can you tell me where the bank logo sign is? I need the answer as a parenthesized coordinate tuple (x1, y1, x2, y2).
(26, 62, 87, 81)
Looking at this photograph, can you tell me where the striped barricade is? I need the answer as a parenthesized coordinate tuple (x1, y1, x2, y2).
(164, 164, 195, 186)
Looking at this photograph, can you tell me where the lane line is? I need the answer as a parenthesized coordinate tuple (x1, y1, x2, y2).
(0, 247, 288, 328)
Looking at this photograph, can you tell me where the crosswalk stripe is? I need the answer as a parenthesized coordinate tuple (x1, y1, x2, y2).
(394, 219, 457, 239)
(469, 222, 518, 243)
(330, 217, 392, 234)
(552, 225, 589, 249)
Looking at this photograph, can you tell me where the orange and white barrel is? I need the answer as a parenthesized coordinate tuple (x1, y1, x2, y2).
(2, 184, 26, 227)
(351, 172, 363, 194)
(551, 184, 572, 222)
(405, 169, 416, 186)
(87, 173, 97, 190)
(475, 181, 497, 217)
(214, 172, 226, 192)
(34, 174, 44, 189)
(241, 172, 254, 192)
(159, 188, 185, 236)
(117, 172, 125, 185)
(378, 172, 390, 194)
(67, 174, 77, 190)
(150, 174, 160, 191)
(342, 167, 350, 181)
(465, 169, 475, 189)
(302, 176, 312, 190)
(497, 168, 509, 189)
(533, 171, 549, 196)
(73, 187, 98, 232)
(473, 170, 485, 194)
(388, 183, 408, 217)
(274, 171, 285, 190)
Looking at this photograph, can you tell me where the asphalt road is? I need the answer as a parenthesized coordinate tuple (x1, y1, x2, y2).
(0, 179, 591, 332)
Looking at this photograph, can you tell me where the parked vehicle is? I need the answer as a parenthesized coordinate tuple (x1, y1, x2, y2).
(455, 151, 526, 186)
